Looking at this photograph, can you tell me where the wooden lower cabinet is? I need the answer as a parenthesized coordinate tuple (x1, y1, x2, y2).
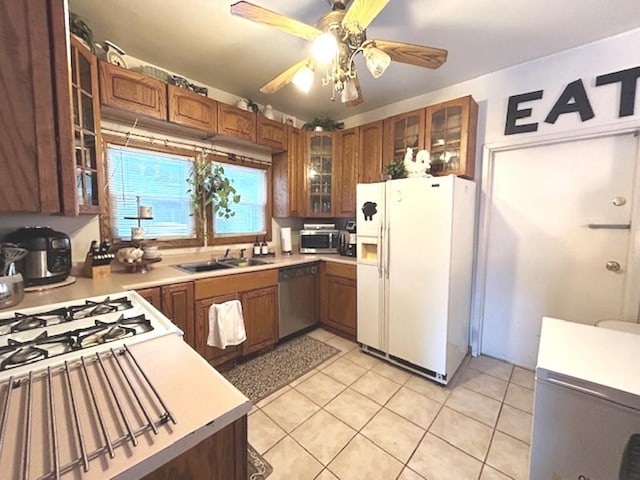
(194, 270, 279, 366)
(161, 282, 195, 347)
(320, 263, 357, 340)
(136, 282, 195, 347)
(143, 414, 247, 480)
(136, 286, 162, 310)
(194, 293, 242, 366)
(241, 286, 278, 356)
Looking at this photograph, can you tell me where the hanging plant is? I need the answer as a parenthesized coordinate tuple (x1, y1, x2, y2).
(187, 153, 241, 220)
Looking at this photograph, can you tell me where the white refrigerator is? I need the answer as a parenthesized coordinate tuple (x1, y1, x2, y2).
(356, 176, 475, 385)
(530, 317, 640, 479)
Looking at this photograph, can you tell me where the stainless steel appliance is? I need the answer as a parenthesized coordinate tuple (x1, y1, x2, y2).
(4, 226, 72, 287)
(278, 263, 318, 339)
(299, 224, 340, 254)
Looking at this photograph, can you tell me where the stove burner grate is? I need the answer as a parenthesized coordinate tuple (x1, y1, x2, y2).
(70, 296, 134, 320)
(0, 296, 134, 335)
(0, 312, 152, 371)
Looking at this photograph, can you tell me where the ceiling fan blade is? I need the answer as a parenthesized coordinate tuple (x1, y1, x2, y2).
(230, 1, 321, 40)
(259, 58, 312, 94)
(346, 76, 363, 107)
(342, 0, 389, 31)
(366, 39, 448, 69)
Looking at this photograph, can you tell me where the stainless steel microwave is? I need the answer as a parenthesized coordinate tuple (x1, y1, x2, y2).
(299, 229, 340, 254)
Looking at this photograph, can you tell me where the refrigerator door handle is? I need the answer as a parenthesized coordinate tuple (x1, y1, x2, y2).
(377, 224, 383, 278)
(385, 224, 391, 279)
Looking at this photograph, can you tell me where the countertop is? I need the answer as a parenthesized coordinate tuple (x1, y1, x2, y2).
(18, 253, 356, 310)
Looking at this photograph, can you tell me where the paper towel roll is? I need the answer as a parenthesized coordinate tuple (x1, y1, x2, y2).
(280, 227, 292, 254)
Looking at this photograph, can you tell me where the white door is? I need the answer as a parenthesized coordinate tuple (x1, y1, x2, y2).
(481, 132, 639, 368)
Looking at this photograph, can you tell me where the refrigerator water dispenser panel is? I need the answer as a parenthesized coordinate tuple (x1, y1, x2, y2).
(360, 242, 378, 262)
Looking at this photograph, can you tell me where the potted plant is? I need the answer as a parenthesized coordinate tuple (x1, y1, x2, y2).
(302, 117, 345, 131)
(69, 13, 95, 52)
(382, 160, 407, 180)
(187, 153, 241, 222)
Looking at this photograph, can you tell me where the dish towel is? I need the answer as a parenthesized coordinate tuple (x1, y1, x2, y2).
(207, 299, 247, 349)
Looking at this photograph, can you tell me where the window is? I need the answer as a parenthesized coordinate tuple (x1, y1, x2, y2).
(103, 137, 271, 247)
(209, 161, 272, 245)
(105, 143, 198, 245)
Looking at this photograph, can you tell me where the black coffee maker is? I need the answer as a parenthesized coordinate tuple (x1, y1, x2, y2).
(340, 221, 356, 257)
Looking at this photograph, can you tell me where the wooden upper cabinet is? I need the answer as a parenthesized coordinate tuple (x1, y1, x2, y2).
(336, 127, 359, 217)
(99, 61, 167, 120)
(256, 116, 287, 151)
(425, 95, 478, 179)
(0, 0, 72, 214)
(383, 109, 426, 166)
(217, 103, 256, 142)
(167, 84, 217, 132)
(359, 120, 383, 183)
(273, 126, 306, 217)
(69, 37, 103, 215)
(306, 132, 335, 217)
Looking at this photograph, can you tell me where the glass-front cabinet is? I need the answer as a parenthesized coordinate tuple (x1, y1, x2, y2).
(70, 37, 102, 213)
(425, 95, 478, 179)
(383, 109, 425, 165)
(307, 132, 334, 216)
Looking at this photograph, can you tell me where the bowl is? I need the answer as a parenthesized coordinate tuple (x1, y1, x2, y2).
(0, 273, 24, 310)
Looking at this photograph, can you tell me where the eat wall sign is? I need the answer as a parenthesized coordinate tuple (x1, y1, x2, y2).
(504, 66, 640, 135)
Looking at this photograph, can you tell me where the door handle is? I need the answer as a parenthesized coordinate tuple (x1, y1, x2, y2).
(606, 261, 622, 272)
(587, 224, 631, 230)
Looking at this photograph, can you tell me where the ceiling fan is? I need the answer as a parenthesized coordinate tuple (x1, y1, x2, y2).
(230, 0, 448, 106)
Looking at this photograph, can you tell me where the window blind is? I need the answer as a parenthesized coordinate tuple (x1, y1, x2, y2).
(106, 144, 196, 241)
(214, 163, 267, 236)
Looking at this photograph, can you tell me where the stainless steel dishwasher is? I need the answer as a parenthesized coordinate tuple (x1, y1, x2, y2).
(278, 263, 318, 339)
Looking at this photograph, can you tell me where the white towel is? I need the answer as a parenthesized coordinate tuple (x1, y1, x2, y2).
(207, 299, 247, 349)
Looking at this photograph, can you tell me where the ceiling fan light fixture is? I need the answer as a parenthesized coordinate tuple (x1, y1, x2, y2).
(311, 32, 338, 64)
(292, 65, 315, 93)
(364, 46, 391, 78)
(340, 79, 359, 103)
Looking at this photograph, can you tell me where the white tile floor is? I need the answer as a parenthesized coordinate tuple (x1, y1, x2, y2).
(249, 328, 533, 480)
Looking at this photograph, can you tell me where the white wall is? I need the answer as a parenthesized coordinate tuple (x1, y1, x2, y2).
(342, 27, 640, 157)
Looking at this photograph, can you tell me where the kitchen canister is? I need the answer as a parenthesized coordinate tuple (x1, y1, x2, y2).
(264, 104, 274, 120)
(138, 205, 152, 218)
(131, 226, 144, 240)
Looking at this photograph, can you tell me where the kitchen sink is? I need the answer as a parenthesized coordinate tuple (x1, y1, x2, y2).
(218, 257, 274, 268)
(172, 261, 234, 273)
(172, 257, 273, 273)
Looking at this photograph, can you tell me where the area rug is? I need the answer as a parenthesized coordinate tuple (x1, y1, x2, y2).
(248, 443, 273, 479)
(223, 336, 340, 403)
